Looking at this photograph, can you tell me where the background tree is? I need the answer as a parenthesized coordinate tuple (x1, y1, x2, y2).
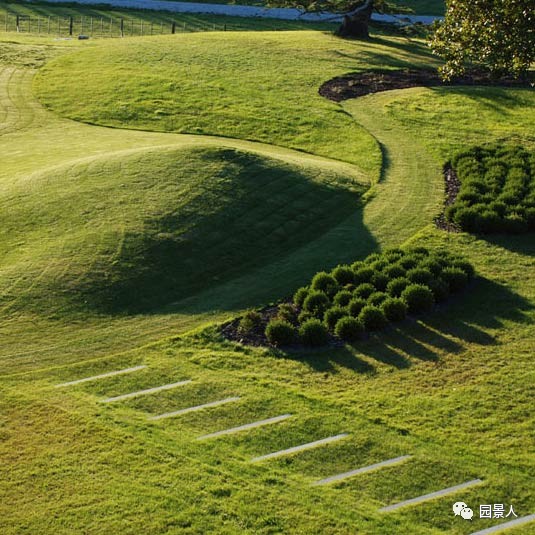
(268, 0, 409, 38)
(431, 0, 535, 80)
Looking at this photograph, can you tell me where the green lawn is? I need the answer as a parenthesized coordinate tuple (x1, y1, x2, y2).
(1, 22, 534, 535)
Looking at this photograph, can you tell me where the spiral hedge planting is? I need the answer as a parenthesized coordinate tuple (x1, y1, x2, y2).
(446, 145, 535, 234)
(262, 247, 475, 347)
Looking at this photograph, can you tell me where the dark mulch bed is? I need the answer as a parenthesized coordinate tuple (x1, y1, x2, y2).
(319, 69, 534, 102)
(434, 163, 461, 232)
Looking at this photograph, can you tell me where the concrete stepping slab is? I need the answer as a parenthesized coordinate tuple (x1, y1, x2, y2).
(100, 380, 191, 403)
(197, 414, 293, 440)
(380, 479, 484, 512)
(312, 455, 412, 486)
(251, 433, 349, 463)
(55, 365, 147, 387)
(469, 514, 535, 534)
(148, 396, 240, 420)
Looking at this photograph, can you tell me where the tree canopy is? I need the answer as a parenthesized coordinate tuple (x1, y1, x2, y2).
(432, 0, 535, 80)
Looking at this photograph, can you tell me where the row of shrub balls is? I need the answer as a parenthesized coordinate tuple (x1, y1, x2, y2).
(446, 144, 535, 234)
(237, 247, 475, 347)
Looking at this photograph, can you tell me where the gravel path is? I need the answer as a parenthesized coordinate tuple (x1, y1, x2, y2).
(31, 0, 442, 24)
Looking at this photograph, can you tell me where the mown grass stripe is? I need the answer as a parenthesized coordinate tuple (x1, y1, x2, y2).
(148, 396, 240, 420)
(197, 414, 293, 440)
(55, 365, 146, 387)
(380, 479, 484, 512)
(312, 455, 412, 486)
(469, 514, 535, 535)
(251, 433, 349, 463)
(100, 380, 191, 403)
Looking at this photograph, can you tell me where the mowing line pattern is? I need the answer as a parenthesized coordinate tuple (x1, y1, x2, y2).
(379, 479, 484, 512)
(312, 455, 412, 486)
(55, 365, 147, 387)
(469, 514, 535, 534)
(251, 433, 349, 462)
(100, 380, 192, 403)
(197, 414, 293, 440)
(148, 396, 240, 420)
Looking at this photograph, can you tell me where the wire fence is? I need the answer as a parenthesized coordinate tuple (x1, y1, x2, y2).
(2, 13, 227, 38)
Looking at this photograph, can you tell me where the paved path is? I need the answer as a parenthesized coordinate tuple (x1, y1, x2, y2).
(30, 0, 441, 24)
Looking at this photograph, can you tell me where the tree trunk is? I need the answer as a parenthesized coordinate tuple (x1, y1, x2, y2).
(336, 2, 373, 38)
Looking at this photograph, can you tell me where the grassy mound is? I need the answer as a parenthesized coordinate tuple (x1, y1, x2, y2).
(0, 146, 363, 313)
(230, 247, 474, 347)
(446, 145, 535, 234)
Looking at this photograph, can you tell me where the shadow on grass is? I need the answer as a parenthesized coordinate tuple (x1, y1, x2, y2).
(480, 232, 535, 258)
(272, 275, 532, 372)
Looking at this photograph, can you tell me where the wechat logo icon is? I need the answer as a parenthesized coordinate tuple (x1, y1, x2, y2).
(453, 502, 474, 520)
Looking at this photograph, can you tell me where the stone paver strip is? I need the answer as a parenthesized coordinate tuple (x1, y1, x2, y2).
(149, 396, 240, 420)
(251, 433, 349, 463)
(55, 365, 147, 387)
(380, 479, 484, 512)
(197, 414, 293, 440)
(312, 455, 412, 486)
(469, 514, 535, 535)
(100, 380, 192, 403)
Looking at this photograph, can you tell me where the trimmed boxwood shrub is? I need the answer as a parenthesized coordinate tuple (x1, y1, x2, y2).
(401, 284, 435, 314)
(354, 283, 375, 299)
(238, 310, 263, 335)
(335, 316, 364, 342)
(358, 305, 388, 331)
(299, 319, 329, 347)
(303, 291, 330, 317)
(348, 298, 367, 317)
(447, 144, 534, 234)
(265, 319, 296, 346)
(250, 247, 474, 349)
(333, 290, 353, 307)
(324, 306, 348, 330)
(382, 298, 408, 322)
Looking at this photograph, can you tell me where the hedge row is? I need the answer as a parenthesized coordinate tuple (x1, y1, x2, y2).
(446, 144, 535, 234)
(261, 246, 475, 347)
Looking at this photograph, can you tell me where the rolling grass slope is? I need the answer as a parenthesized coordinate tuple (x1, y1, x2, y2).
(0, 27, 534, 535)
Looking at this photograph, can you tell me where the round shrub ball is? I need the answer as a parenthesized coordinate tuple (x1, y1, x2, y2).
(370, 260, 388, 272)
(358, 305, 388, 331)
(293, 287, 309, 307)
(277, 303, 297, 324)
(440, 267, 468, 293)
(398, 256, 419, 270)
(381, 298, 408, 322)
(407, 267, 434, 286)
(351, 260, 365, 272)
(354, 283, 375, 299)
(383, 264, 406, 279)
(311, 272, 339, 295)
(368, 291, 388, 306)
(371, 272, 389, 291)
(303, 291, 330, 317)
(298, 310, 313, 324)
(323, 306, 348, 330)
(348, 298, 367, 317)
(454, 206, 481, 232)
(386, 277, 410, 297)
(265, 319, 296, 347)
(335, 316, 364, 342)
(238, 310, 263, 335)
(333, 290, 353, 307)
(401, 284, 435, 314)
(364, 253, 382, 264)
(299, 319, 329, 347)
(331, 265, 354, 285)
(427, 278, 450, 302)
(354, 267, 375, 285)
(419, 258, 442, 276)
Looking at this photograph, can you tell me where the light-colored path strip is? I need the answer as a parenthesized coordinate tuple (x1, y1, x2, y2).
(148, 396, 240, 420)
(312, 455, 412, 486)
(380, 479, 484, 512)
(55, 365, 147, 387)
(470, 514, 535, 535)
(198, 414, 292, 440)
(100, 380, 191, 403)
(251, 433, 349, 463)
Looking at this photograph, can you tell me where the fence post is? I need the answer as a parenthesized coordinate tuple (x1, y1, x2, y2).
(47, 15, 50, 34)
(120, 18, 124, 37)
(90, 17, 93, 36)
(69, 16, 73, 36)
(150, 22, 153, 35)
(57, 16, 60, 36)
(16, 14, 19, 32)
(109, 17, 113, 36)
(160, 21, 163, 34)
(131, 19, 134, 35)
(4, 13, 8, 33)
(140, 20, 143, 35)
(81, 16, 84, 34)
(100, 17, 103, 35)
(171, 21, 176, 34)
(38, 17, 41, 34)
